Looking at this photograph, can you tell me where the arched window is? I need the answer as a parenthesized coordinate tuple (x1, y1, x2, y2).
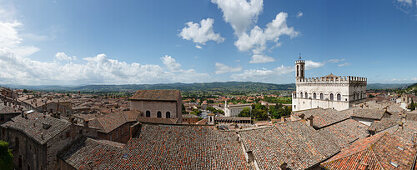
(313, 93, 317, 99)
(305, 92, 308, 99)
(294, 93, 297, 98)
(157, 111, 162, 118)
(146, 111, 150, 117)
(300, 92, 303, 99)
(337, 94, 341, 101)
(320, 93, 324, 100)
(166, 112, 170, 118)
(330, 93, 334, 101)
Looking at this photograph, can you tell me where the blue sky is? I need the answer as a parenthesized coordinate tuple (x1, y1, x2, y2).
(0, 0, 416, 85)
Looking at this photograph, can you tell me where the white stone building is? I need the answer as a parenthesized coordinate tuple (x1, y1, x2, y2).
(224, 101, 252, 117)
(292, 58, 367, 111)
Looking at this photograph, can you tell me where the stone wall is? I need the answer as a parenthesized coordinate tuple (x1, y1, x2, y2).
(130, 100, 181, 120)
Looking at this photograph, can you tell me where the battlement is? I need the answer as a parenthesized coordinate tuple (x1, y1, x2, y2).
(297, 76, 367, 83)
(295, 60, 305, 64)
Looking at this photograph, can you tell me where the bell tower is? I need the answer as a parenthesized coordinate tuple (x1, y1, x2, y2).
(295, 55, 305, 81)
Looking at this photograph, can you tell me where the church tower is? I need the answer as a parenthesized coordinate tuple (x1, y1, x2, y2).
(295, 56, 305, 81)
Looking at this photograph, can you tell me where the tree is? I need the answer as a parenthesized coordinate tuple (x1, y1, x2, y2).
(409, 99, 416, 111)
(238, 107, 251, 117)
(0, 140, 13, 170)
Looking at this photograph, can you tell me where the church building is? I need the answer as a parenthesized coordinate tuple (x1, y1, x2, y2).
(292, 58, 367, 111)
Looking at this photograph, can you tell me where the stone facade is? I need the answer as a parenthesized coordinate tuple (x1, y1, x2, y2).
(224, 102, 252, 117)
(292, 59, 367, 111)
(130, 90, 182, 123)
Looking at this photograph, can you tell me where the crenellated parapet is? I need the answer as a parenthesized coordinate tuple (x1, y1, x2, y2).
(296, 76, 367, 84)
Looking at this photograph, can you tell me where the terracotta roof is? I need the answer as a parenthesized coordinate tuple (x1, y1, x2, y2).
(130, 90, 181, 101)
(61, 124, 251, 169)
(293, 108, 352, 129)
(58, 137, 124, 169)
(238, 121, 340, 169)
(122, 110, 141, 122)
(351, 109, 387, 120)
(319, 119, 369, 148)
(88, 112, 129, 133)
(136, 116, 178, 124)
(1, 112, 71, 144)
(321, 133, 417, 170)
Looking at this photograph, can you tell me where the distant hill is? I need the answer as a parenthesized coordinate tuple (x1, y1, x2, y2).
(367, 83, 410, 90)
(1, 82, 410, 93)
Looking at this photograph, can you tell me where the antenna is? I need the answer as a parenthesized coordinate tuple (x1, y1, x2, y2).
(298, 53, 302, 60)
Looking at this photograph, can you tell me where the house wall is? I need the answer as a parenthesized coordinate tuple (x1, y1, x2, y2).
(130, 100, 181, 122)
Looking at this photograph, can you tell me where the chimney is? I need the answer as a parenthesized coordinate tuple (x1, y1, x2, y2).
(306, 115, 314, 127)
(280, 162, 287, 170)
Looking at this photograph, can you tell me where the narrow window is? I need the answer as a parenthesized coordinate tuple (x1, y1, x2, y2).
(157, 111, 162, 118)
(305, 92, 308, 99)
(313, 93, 316, 99)
(320, 93, 324, 100)
(330, 93, 334, 101)
(146, 111, 150, 117)
(300, 92, 303, 99)
(166, 112, 170, 118)
(337, 94, 341, 101)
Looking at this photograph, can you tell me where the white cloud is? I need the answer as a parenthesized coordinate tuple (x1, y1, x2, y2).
(195, 45, 202, 49)
(231, 65, 292, 81)
(337, 63, 350, 67)
(234, 12, 298, 62)
(328, 58, 345, 63)
(398, 0, 413, 5)
(211, 0, 263, 35)
(161, 55, 181, 72)
(249, 54, 275, 63)
(305, 60, 325, 70)
(296, 11, 303, 18)
(55, 52, 77, 61)
(179, 18, 224, 48)
(215, 62, 242, 74)
(0, 6, 210, 85)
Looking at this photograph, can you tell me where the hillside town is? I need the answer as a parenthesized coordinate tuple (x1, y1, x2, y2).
(1, 58, 417, 170)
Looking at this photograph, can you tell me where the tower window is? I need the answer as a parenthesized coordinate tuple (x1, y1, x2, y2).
(330, 93, 334, 101)
(166, 112, 170, 118)
(157, 111, 162, 118)
(300, 92, 303, 99)
(313, 93, 317, 99)
(337, 94, 341, 101)
(146, 111, 150, 117)
(305, 92, 308, 99)
(320, 93, 324, 100)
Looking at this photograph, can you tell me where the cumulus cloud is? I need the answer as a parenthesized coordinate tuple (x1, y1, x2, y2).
(179, 18, 224, 48)
(231, 65, 293, 81)
(211, 0, 263, 35)
(235, 12, 298, 53)
(0, 6, 210, 85)
(249, 54, 275, 63)
(296, 11, 303, 18)
(212, 0, 298, 63)
(305, 60, 325, 70)
(215, 63, 242, 74)
(55, 52, 77, 61)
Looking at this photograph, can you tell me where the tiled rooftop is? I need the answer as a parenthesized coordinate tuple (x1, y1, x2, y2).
(130, 90, 181, 101)
(293, 108, 352, 129)
(238, 121, 340, 169)
(319, 119, 369, 148)
(1, 111, 71, 144)
(321, 133, 417, 170)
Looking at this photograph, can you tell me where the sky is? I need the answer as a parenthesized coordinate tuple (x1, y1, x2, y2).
(0, 0, 416, 85)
